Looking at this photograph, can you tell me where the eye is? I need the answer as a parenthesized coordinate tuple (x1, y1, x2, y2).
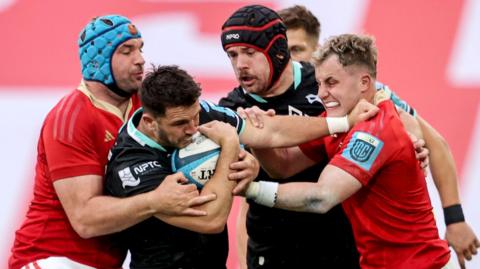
(227, 52, 237, 59)
(246, 49, 256, 56)
(290, 46, 301, 52)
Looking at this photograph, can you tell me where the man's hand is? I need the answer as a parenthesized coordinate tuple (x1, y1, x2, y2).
(228, 149, 260, 195)
(446, 222, 480, 269)
(408, 133, 429, 176)
(237, 106, 275, 129)
(198, 120, 239, 147)
(347, 99, 379, 127)
(148, 172, 216, 216)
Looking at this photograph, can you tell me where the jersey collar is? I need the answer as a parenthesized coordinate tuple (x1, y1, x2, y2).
(127, 108, 167, 152)
(77, 80, 134, 122)
(242, 61, 303, 103)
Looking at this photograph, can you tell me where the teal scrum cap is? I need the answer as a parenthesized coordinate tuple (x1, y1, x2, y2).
(78, 14, 142, 97)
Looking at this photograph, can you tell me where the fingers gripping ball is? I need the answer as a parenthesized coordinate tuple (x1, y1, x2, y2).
(171, 133, 220, 189)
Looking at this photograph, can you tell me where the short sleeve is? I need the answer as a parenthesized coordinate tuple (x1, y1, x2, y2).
(105, 148, 171, 198)
(43, 102, 103, 181)
(200, 100, 245, 135)
(329, 107, 401, 186)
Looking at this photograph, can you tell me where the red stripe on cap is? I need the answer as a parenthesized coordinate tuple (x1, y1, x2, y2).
(32, 261, 42, 269)
(224, 43, 264, 52)
(222, 19, 283, 33)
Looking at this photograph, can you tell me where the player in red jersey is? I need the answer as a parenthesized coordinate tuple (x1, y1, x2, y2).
(277, 7, 478, 268)
(8, 15, 217, 269)
(239, 34, 452, 269)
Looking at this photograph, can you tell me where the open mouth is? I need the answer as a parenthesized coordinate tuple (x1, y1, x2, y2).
(240, 75, 255, 86)
(324, 101, 339, 108)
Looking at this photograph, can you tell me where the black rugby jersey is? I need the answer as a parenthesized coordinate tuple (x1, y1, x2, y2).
(105, 100, 244, 269)
(219, 61, 360, 269)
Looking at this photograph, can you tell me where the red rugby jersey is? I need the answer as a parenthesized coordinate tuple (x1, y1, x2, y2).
(9, 82, 140, 269)
(300, 100, 450, 269)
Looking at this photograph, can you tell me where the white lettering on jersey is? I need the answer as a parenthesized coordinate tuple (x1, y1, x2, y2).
(288, 105, 304, 116)
(133, 161, 161, 174)
(305, 94, 322, 104)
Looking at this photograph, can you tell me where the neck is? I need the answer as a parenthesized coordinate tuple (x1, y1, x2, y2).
(261, 60, 294, 98)
(364, 83, 376, 103)
(85, 81, 131, 114)
(137, 117, 160, 143)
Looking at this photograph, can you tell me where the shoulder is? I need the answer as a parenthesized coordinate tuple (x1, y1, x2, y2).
(296, 61, 318, 94)
(218, 87, 247, 110)
(200, 100, 238, 118)
(349, 100, 410, 151)
(43, 89, 95, 143)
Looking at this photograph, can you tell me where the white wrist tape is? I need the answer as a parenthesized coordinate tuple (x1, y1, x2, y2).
(326, 116, 349, 134)
(245, 181, 278, 207)
(245, 182, 260, 199)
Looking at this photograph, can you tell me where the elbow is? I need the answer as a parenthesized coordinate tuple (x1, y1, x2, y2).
(305, 197, 334, 214)
(305, 188, 336, 214)
(196, 216, 227, 234)
(71, 221, 96, 239)
(315, 202, 334, 214)
(69, 215, 100, 239)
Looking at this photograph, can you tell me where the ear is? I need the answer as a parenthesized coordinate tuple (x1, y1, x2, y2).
(142, 113, 157, 131)
(360, 74, 372, 93)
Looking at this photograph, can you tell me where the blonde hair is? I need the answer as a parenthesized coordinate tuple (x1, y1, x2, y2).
(313, 34, 377, 78)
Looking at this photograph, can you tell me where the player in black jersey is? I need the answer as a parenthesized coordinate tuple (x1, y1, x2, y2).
(219, 5, 360, 269)
(105, 65, 378, 268)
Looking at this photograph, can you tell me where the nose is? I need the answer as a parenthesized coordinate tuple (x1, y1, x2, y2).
(236, 54, 249, 70)
(134, 50, 145, 66)
(185, 121, 198, 135)
(317, 83, 329, 99)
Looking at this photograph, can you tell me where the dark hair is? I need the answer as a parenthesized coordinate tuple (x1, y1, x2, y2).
(140, 65, 201, 117)
(313, 34, 377, 78)
(278, 5, 321, 44)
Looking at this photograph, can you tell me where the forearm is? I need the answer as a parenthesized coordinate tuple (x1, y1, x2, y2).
(159, 141, 239, 233)
(243, 115, 331, 148)
(419, 116, 460, 206)
(73, 193, 154, 238)
(275, 182, 333, 213)
(250, 165, 361, 214)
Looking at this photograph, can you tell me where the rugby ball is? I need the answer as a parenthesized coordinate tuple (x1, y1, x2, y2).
(171, 132, 220, 189)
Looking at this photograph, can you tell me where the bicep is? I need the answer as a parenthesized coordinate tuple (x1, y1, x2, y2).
(275, 164, 361, 214)
(54, 175, 103, 218)
(317, 164, 362, 206)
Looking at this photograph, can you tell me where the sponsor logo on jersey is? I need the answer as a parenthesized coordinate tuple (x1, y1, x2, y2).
(133, 161, 162, 174)
(118, 167, 140, 188)
(342, 131, 384, 171)
(104, 130, 115, 142)
(226, 33, 240, 40)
